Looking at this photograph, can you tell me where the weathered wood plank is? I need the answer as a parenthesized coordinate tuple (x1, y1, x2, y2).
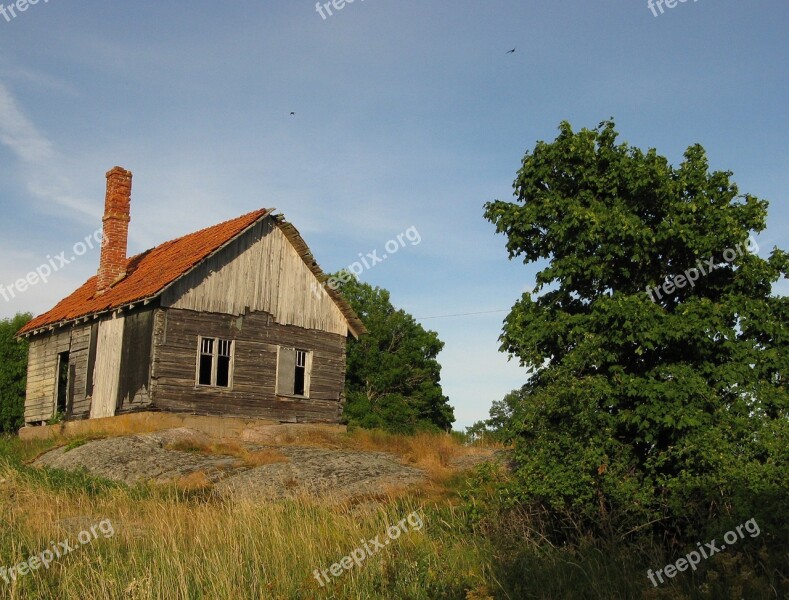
(117, 310, 154, 410)
(24, 330, 70, 423)
(90, 315, 124, 419)
(160, 220, 349, 336)
(151, 307, 347, 423)
(68, 323, 93, 419)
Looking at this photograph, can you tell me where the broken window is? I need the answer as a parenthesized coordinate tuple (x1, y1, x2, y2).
(197, 337, 234, 388)
(294, 350, 307, 396)
(276, 347, 311, 397)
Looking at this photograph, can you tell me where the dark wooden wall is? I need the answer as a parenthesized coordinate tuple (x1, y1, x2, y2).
(68, 323, 93, 420)
(150, 307, 347, 423)
(116, 309, 154, 412)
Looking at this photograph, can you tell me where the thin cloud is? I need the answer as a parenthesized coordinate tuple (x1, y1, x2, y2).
(0, 83, 54, 163)
(0, 82, 95, 218)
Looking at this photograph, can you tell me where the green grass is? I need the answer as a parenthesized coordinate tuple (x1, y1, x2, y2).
(0, 434, 784, 600)
(63, 439, 89, 452)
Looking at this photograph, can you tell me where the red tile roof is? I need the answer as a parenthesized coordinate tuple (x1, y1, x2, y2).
(18, 208, 272, 335)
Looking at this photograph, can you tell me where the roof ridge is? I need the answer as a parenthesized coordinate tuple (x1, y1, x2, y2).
(128, 207, 273, 260)
(17, 206, 365, 338)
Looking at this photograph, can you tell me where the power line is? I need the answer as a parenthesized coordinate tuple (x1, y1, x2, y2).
(414, 309, 509, 320)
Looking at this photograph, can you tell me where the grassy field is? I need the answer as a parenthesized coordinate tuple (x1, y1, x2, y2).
(0, 432, 782, 600)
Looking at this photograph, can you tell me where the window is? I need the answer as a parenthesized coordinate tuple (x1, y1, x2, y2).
(276, 347, 312, 397)
(196, 337, 234, 388)
(294, 350, 307, 396)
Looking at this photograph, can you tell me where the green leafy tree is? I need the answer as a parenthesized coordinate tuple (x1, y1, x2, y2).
(467, 386, 527, 444)
(0, 313, 32, 433)
(330, 273, 454, 433)
(484, 120, 788, 540)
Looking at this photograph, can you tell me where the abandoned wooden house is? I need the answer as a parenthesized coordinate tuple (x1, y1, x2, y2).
(17, 167, 366, 428)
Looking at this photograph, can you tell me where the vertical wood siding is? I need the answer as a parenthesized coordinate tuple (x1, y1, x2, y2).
(67, 323, 93, 419)
(89, 315, 125, 419)
(161, 220, 349, 336)
(24, 330, 70, 423)
(117, 309, 154, 411)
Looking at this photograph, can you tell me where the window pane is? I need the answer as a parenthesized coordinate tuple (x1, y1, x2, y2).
(217, 355, 231, 387)
(294, 364, 305, 396)
(201, 338, 214, 355)
(199, 354, 213, 385)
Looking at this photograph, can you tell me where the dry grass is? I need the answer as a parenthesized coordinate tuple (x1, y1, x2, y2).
(165, 439, 289, 469)
(0, 457, 492, 600)
(344, 430, 464, 480)
(172, 470, 214, 492)
(2, 435, 780, 600)
(165, 427, 489, 484)
(253, 427, 491, 482)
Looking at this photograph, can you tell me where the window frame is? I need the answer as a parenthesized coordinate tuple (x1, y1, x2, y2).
(195, 336, 235, 389)
(276, 346, 312, 398)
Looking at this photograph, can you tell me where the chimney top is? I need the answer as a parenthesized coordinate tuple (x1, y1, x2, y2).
(97, 167, 132, 294)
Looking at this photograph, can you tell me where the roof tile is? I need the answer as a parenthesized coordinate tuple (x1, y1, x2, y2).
(19, 208, 271, 335)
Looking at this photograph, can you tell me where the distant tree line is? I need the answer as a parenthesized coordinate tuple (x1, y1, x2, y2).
(0, 313, 31, 433)
(330, 275, 455, 434)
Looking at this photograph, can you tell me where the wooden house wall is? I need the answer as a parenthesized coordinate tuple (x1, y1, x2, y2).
(24, 323, 93, 423)
(160, 219, 349, 337)
(116, 309, 154, 412)
(151, 308, 346, 422)
(148, 308, 166, 405)
(24, 330, 71, 423)
(89, 315, 125, 419)
(67, 323, 93, 420)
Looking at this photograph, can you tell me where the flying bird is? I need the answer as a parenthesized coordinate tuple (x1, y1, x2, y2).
(506, 48, 516, 54)
(290, 112, 296, 115)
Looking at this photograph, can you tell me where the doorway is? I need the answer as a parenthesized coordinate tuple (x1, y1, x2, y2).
(55, 351, 70, 418)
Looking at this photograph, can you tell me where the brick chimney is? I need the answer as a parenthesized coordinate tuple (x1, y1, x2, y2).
(96, 166, 132, 294)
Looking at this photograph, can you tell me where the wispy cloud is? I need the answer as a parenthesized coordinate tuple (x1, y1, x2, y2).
(0, 83, 54, 163)
(0, 58, 80, 97)
(0, 82, 96, 218)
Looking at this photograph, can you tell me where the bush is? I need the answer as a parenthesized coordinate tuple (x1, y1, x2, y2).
(0, 313, 32, 433)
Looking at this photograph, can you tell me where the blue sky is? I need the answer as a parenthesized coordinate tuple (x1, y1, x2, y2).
(0, 0, 786, 429)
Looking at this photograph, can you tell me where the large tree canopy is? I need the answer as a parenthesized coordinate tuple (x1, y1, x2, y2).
(330, 274, 454, 433)
(0, 313, 32, 434)
(484, 121, 788, 539)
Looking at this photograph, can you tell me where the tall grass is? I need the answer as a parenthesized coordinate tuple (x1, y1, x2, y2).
(0, 431, 496, 599)
(0, 433, 784, 599)
(0, 463, 491, 599)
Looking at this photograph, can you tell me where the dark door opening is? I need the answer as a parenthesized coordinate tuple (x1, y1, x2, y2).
(55, 351, 70, 418)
